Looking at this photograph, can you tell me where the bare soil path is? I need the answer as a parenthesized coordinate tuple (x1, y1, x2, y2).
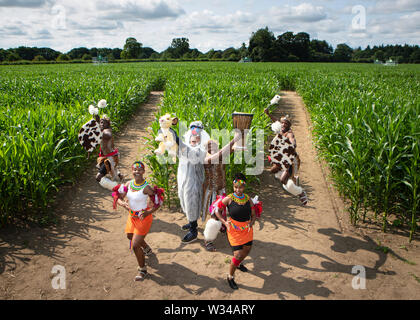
(1, 91, 419, 300)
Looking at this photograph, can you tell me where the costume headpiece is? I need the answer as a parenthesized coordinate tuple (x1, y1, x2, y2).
(280, 115, 291, 125)
(132, 161, 145, 169)
(233, 179, 246, 186)
(183, 120, 210, 148)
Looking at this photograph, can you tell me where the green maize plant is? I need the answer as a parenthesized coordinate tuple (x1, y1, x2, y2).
(1, 62, 418, 241)
(0, 63, 164, 224)
(144, 63, 277, 203)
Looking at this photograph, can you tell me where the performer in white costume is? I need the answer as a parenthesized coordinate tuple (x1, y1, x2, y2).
(177, 121, 211, 243)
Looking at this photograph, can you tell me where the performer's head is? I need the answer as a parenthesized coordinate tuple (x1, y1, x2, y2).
(131, 161, 145, 178)
(186, 120, 210, 148)
(280, 115, 291, 132)
(233, 172, 247, 195)
(190, 134, 201, 147)
(100, 115, 111, 130)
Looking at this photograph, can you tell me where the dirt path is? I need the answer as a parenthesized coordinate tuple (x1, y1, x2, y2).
(1, 91, 419, 300)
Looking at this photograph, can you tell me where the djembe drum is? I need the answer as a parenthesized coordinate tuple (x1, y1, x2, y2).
(232, 112, 253, 150)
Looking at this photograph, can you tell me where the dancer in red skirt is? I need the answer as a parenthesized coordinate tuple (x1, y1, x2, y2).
(215, 173, 256, 290)
(115, 161, 162, 281)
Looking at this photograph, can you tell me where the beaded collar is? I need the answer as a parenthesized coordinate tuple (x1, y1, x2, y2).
(130, 180, 148, 191)
(228, 193, 249, 205)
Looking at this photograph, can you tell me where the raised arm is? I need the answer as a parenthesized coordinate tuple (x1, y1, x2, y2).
(264, 107, 279, 123)
(204, 132, 242, 164)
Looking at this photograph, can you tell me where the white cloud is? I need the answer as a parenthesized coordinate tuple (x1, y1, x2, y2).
(371, 0, 420, 14)
(0, 1, 418, 53)
(270, 3, 328, 23)
(99, 0, 185, 21)
(0, 0, 50, 7)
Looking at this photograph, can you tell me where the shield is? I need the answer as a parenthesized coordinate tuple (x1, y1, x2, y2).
(268, 134, 297, 171)
(78, 119, 103, 153)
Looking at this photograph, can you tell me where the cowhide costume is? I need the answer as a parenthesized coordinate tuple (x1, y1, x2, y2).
(269, 121, 305, 199)
(78, 119, 103, 153)
(78, 118, 120, 190)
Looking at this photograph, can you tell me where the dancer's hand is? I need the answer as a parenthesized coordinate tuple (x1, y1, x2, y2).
(224, 220, 231, 232)
(122, 202, 130, 211)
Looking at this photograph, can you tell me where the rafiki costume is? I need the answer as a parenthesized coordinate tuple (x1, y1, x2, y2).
(177, 121, 210, 239)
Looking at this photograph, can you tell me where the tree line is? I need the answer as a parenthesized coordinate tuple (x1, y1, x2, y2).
(1, 27, 419, 64)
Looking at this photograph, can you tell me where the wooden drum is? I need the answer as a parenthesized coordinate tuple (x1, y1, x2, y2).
(232, 112, 253, 150)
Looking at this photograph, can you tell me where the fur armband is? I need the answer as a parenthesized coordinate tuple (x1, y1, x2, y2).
(251, 195, 263, 218)
(111, 184, 128, 210)
(150, 186, 165, 208)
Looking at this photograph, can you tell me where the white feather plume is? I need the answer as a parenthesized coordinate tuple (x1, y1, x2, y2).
(270, 95, 281, 105)
(271, 121, 282, 133)
(98, 99, 107, 109)
(88, 105, 99, 115)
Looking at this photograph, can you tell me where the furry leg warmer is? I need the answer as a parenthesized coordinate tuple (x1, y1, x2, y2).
(99, 177, 118, 191)
(204, 218, 222, 242)
(282, 179, 303, 196)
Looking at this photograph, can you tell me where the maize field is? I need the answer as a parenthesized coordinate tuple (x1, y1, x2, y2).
(0, 62, 419, 241)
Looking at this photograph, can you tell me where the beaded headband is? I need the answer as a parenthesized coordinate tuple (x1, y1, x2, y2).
(132, 161, 145, 169)
(233, 179, 246, 186)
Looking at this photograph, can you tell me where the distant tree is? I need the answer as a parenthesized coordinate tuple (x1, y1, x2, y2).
(6, 52, 21, 61)
(239, 42, 248, 58)
(67, 47, 90, 60)
(248, 27, 275, 62)
(222, 47, 239, 60)
(0, 48, 7, 62)
(374, 50, 385, 62)
(90, 47, 98, 57)
(82, 53, 92, 61)
(112, 48, 122, 60)
(310, 39, 333, 61)
(170, 38, 190, 58)
(150, 52, 160, 59)
(293, 32, 311, 61)
(57, 53, 70, 61)
(211, 51, 222, 59)
(121, 38, 142, 59)
(14, 46, 38, 61)
(106, 53, 115, 62)
(139, 47, 157, 59)
(189, 48, 202, 59)
(182, 52, 192, 59)
(161, 50, 174, 60)
(410, 50, 420, 63)
(33, 55, 46, 62)
(38, 47, 61, 61)
(276, 31, 295, 57)
(205, 49, 215, 59)
(333, 43, 353, 62)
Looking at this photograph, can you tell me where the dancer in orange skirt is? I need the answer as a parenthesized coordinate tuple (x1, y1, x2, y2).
(115, 161, 162, 281)
(215, 173, 256, 290)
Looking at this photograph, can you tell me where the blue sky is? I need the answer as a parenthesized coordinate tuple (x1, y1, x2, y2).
(0, 0, 419, 52)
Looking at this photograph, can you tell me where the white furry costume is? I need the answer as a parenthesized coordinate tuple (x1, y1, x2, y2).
(177, 121, 210, 222)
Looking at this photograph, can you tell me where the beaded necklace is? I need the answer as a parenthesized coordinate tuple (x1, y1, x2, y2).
(228, 193, 249, 205)
(130, 180, 148, 191)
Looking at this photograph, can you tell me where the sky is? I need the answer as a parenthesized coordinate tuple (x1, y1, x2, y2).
(0, 0, 419, 53)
